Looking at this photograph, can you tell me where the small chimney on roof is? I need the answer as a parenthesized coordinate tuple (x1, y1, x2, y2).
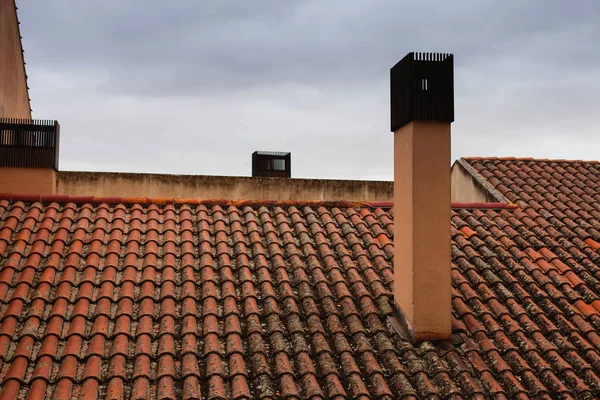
(0, 118, 60, 195)
(252, 151, 291, 178)
(391, 52, 454, 341)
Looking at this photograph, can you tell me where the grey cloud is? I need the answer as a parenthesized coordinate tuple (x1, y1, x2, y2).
(17, 0, 600, 179)
(24, 1, 598, 95)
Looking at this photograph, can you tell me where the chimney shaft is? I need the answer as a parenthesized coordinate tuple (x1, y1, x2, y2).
(391, 52, 454, 341)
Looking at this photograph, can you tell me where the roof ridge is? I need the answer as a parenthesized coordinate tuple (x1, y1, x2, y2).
(0, 193, 371, 208)
(0, 193, 518, 210)
(452, 202, 518, 210)
(456, 159, 507, 203)
(462, 156, 600, 164)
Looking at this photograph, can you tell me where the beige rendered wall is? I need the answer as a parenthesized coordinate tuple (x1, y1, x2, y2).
(451, 162, 501, 203)
(0, 0, 31, 119)
(394, 121, 452, 341)
(0, 168, 56, 194)
(57, 171, 393, 201)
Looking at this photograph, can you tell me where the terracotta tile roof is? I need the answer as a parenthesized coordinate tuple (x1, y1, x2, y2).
(0, 189, 599, 398)
(463, 157, 600, 243)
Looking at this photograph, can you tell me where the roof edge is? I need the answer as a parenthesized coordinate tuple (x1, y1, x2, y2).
(451, 202, 518, 210)
(0, 193, 372, 208)
(463, 156, 600, 164)
(368, 201, 517, 210)
(0, 193, 519, 210)
(457, 158, 507, 203)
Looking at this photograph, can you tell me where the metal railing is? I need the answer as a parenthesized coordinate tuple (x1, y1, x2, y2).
(0, 118, 60, 170)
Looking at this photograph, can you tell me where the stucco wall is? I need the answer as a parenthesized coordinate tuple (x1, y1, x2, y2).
(1, 163, 506, 204)
(0, 168, 56, 194)
(57, 171, 394, 201)
(0, 0, 31, 119)
(451, 161, 500, 203)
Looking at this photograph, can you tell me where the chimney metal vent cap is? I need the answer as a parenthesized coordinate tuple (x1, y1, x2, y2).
(390, 52, 454, 131)
(252, 151, 291, 178)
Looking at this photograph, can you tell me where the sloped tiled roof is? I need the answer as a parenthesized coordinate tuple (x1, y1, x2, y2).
(0, 180, 600, 399)
(463, 157, 600, 235)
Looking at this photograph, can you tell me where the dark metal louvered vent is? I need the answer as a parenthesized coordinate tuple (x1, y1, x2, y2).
(391, 52, 454, 131)
(0, 118, 60, 170)
(252, 151, 291, 178)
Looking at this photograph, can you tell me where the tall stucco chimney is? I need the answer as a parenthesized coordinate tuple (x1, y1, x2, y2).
(391, 52, 454, 341)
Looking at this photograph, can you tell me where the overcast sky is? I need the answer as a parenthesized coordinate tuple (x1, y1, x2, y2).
(18, 0, 600, 180)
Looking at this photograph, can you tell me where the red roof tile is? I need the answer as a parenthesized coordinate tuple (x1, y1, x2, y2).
(0, 176, 599, 398)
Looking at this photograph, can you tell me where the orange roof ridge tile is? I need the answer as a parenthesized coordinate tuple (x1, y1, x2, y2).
(0, 193, 369, 208)
(0, 193, 520, 210)
(452, 202, 518, 210)
(367, 201, 517, 210)
(0, 193, 518, 211)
